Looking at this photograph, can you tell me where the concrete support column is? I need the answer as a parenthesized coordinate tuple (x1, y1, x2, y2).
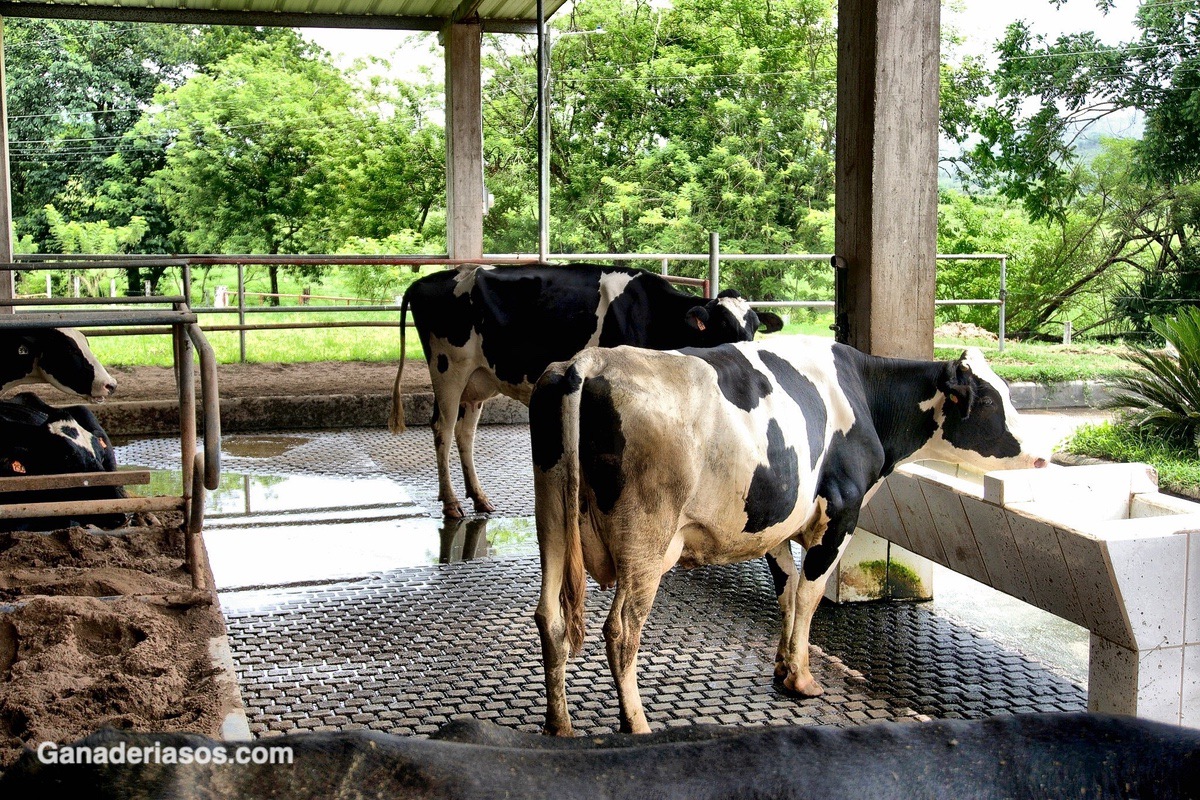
(834, 0, 939, 359)
(443, 20, 484, 260)
(830, 0, 941, 602)
(0, 17, 15, 312)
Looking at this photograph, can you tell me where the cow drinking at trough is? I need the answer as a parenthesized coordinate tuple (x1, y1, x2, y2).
(530, 336, 1049, 735)
(388, 263, 783, 518)
(0, 391, 128, 531)
(1, 327, 116, 401)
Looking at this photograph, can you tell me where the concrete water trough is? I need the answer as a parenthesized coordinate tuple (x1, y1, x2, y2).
(859, 460, 1200, 726)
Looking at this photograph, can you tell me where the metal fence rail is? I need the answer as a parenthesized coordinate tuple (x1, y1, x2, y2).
(6, 248, 1010, 360)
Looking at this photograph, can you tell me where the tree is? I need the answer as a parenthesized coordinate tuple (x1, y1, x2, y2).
(481, 0, 839, 298)
(140, 40, 361, 301)
(948, 0, 1200, 334)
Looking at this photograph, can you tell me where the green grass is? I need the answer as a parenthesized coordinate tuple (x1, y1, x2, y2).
(1062, 421, 1200, 497)
(933, 341, 1133, 384)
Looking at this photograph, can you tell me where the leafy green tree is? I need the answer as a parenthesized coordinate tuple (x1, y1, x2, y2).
(482, 0, 838, 298)
(139, 40, 360, 301)
(949, 0, 1200, 333)
(3, 20, 192, 243)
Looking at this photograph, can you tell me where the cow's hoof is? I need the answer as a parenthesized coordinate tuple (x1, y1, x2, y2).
(472, 496, 496, 514)
(773, 673, 824, 698)
(442, 502, 466, 519)
(542, 725, 574, 738)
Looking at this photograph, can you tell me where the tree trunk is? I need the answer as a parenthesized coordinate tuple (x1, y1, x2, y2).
(268, 265, 280, 307)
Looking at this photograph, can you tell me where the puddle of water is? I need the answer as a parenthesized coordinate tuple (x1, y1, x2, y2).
(220, 435, 313, 459)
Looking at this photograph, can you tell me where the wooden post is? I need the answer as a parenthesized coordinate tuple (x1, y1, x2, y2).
(830, 0, 941, 603)
(443, 20, 484, 260)
(834, 0, 939, 360)
(0, 17, 15, 314)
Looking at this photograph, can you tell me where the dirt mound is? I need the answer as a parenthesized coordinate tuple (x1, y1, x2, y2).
(934, 322, 999, 342)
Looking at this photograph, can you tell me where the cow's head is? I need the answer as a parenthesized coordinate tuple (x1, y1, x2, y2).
(8, 328, 117, 402)
(924, 348, 1049, 471)
(685, 290, 784, 345)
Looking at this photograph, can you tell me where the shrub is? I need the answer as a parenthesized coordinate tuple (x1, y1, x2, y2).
(1103, 306, 1200, 454)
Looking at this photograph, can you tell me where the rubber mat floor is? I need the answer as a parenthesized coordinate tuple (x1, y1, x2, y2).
(115, 425, 1088, 739)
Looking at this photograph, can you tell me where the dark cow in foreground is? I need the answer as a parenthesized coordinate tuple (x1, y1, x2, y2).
(1, 327, 117, 401)
(0, 392, 128, 530)
(388, 263, 782, 517)
(3, 713, 1198, 799)
(530, 336, 1049, 735)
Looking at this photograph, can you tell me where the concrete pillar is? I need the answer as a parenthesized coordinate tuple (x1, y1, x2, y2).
(443, 20, 484, 260)
(830, 0, 941, 602)
(834, 0, 939, 359)
(0, 17, 15, 313)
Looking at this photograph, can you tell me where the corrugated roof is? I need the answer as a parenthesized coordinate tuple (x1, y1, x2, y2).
(0, 0, 570, 32)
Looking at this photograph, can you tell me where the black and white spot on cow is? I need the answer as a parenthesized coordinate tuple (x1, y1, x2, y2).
(743, 418, 800, 534)
(680, 344, 773, 412)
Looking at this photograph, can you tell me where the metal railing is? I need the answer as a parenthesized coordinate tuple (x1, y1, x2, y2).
(8, 248, 1010, 359)
(0, 261, 222, 598)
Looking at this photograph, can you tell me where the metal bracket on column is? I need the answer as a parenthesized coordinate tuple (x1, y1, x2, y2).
(830, 255, 849, 344)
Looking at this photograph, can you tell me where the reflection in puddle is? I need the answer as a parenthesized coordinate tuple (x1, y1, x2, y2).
(115, 432, 538, 591)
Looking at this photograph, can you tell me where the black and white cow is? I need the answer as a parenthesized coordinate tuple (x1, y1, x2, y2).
(0, 392, 128, 531)
(1, 327, 117, 401)
(388, 263, 783, 518)
(529, 335, 1049, 735)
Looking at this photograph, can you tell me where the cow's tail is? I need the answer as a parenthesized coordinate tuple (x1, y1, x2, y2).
(559, 362, 588, 658)
(387, 290, 411, 435)
(533, 353, 598, 659)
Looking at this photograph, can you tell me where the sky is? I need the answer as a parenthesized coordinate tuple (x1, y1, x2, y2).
(301, 0, 1145, 72)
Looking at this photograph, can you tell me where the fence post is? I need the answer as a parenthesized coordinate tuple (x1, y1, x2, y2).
(237, 263, 247, 363)
(73, 276, 80, 297)
(998, 256, 1007, 353)
(1063, 319, 1072, 345)
(708, 231, 720, 298)
(110, 278, 116, 298)
(45, 273, 51, 298)
(661, 257, 669, 276)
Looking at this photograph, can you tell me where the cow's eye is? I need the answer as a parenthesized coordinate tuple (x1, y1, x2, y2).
(980, 396, 994, 407)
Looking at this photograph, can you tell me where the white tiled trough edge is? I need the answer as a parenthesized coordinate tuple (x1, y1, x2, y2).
(856, 460, 1200, 727)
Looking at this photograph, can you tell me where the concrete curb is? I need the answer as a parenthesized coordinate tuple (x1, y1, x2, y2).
(96, 392, 529, 438)
(93, 381, 1109, 438)
(1008, 380, 1113, 410)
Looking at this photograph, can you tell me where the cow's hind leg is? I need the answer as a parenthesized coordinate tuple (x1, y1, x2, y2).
(535, 487, 574, 737)
(604, 560, 665, 734)
(454, 400, 495, 513)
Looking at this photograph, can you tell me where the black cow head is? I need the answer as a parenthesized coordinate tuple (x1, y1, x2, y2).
(685, 290, 784, 345)
(2, 328, 117, 401)
(933, 350, 1047, 469)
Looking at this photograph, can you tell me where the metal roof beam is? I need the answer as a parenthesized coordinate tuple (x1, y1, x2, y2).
(0, 3, 535, 33)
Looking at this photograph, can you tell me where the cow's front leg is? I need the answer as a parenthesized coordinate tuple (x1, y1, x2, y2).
(773, 508, 859, 698)
(604, 561, 664, 734)
(455, 401, 495, 514)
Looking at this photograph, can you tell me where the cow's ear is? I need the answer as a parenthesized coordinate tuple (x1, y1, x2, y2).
(756, 311, 785, 333)
(941, 356, 977, 419)
(717, 289, 742, 299)
(686, 306, 710, 332)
